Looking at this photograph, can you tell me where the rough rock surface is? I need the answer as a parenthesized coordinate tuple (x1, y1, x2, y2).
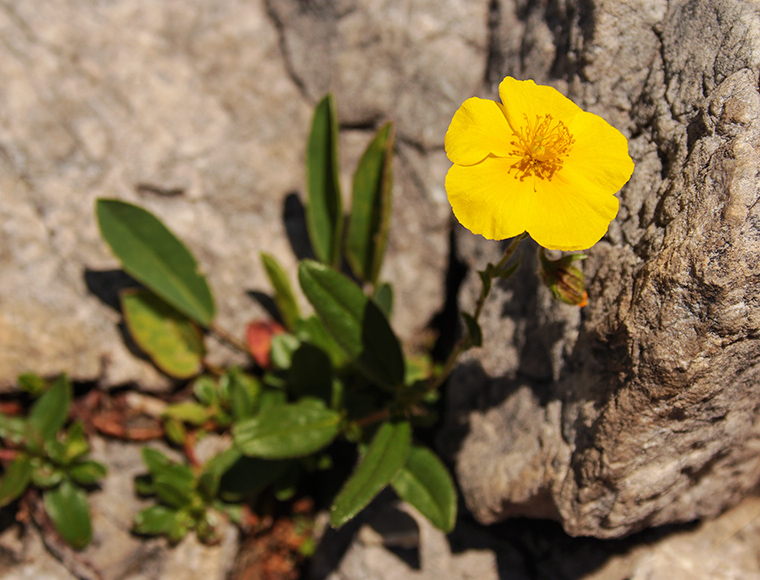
(445, 0, 760, 537)
(0, 0, 474, 391)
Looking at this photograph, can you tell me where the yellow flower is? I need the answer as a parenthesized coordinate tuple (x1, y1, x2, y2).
(445, 77, 634, 251)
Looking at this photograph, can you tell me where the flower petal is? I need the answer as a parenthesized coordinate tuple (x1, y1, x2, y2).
(567, 111, 635, 194)
(498, 77, 582, 131)
(525, 169, 620, 251)
(445, 97, 514, 166)
(446, 156, 534, 240)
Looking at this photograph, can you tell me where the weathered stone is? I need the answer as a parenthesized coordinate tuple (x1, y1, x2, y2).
(0, 0, 473, 390)
(445, 0, 760, 537)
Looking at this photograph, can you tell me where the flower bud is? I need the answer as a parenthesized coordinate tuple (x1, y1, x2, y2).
(538, 249, 588, 307)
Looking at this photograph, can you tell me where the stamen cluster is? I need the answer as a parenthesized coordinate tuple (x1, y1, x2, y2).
(509, 114, 575, 182)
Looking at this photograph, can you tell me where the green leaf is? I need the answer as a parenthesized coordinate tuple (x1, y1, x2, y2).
(233, 400, 340, 459)
(346, 123, 394, 285)
(133, 505, 177, 536)
(200, 447, 242, 499)
(121, 289, 204, 379)
(261, 253, 302, 330)
(153, 464, 196, 508)
(460, 312, 483, 349)
(0, 414, 28, 445)
(63, 422, 90, 462)
(306, 94, 343, 267)
(163, 417, 187, 446)
(95, 198, 215, 327)
(32, 461, 64, 488)
(227, 367, 261, 421)
(330, 421, 411, 528)
(0, 456, 33, 507)
(373, 283, 393, 319)
(218, 456, 290, 502)
(28, 374, 71, 442)
(44, 481, 93, 550)
(163, 401, 210, 425)
(294, 316, 347, 368)
(391, 444, 457, 533)
(269, 333, 301, 370)
(17, 373, 47, 396)
(298, 261, 404, 390)
(193, 375, 219, 406)
(288, 343, 333, 402)
(141, 447, 173, 475)
(68, 460, 107, 486)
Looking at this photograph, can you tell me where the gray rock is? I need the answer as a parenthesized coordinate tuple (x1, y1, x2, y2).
(445, 0, 760, 537)
(0, 0, 472, 390)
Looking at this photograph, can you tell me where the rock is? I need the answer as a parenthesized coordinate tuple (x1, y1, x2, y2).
(444, 0, 760, 537)
(0, 0, 473, 390)
(310, 494, 760, 580)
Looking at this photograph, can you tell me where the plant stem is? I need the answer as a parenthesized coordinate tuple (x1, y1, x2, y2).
(426, 233, 526, 393)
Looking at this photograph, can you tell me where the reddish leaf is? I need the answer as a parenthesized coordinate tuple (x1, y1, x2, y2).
(246, 320, 286, 368)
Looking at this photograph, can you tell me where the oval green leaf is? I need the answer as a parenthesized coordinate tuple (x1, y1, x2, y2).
(261, 252, 302, 330)
(28, 374, 71, 442)
(134, 505, 177, 536)
(44, 480, 93, 550)
(330, 421, 411, 528)
(298, 261, 404, 390)
(68, 460, 107, 486)
(346, 123, 394, 285)
(96, 198, 215, 327)
(306, 94, 343, 267)
(232, 400, 340, 459)
(0, 456, 33, 507)
(391, 444, 457, 533)
(120, 289, 205, 379)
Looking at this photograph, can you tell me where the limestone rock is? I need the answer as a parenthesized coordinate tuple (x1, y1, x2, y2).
(445, 0, 760, 537)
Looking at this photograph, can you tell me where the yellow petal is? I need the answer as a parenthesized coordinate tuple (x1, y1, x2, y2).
(498, 77, 582, 131)
(567, 111, 635, 193)
(446, 156, 534, 240)
(445, 97, 514, 166)
(525, 168, 620, 251)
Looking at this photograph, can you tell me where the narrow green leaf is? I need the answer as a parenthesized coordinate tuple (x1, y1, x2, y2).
(96, 198, 215, 326)
(232, 400, 340, 459)
(330, 421, 411, 528)
(306, 94, 343, 267)
(44, 481, 93, 550)
(28, 374, 70, 442)
(134, 505, 177, 536)
(373, 282, 393, 319)
(68, 460, 107, 486)
(121, 289, 204, 379)
(346, 123, 394, 284)
(298, 261, 404, 390)
(391, 444, 457, 533)
(261, 252, 301, 330)
(0, 457, 33, 507)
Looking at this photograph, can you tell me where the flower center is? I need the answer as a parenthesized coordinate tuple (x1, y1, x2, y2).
(508, 114, 575, 182)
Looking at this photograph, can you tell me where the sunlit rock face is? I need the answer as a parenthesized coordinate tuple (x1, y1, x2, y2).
(444, 0, 760, 538)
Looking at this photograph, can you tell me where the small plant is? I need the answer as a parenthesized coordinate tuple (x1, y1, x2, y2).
(0, 375, 107, 549)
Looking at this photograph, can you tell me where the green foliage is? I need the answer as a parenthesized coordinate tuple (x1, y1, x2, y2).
(330, 421, 411, 528)
(89, 95, 479, 542)
(0, 374, 106, 550)
(306, 94, 343, 268)
(346, 122, 395, 285)
(95, 198, 215, 327)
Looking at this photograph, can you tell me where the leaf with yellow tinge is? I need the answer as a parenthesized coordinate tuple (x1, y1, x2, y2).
(120, 289, 204, 379)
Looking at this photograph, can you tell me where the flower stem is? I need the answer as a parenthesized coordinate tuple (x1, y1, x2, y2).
(426, 233, 526, 393)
